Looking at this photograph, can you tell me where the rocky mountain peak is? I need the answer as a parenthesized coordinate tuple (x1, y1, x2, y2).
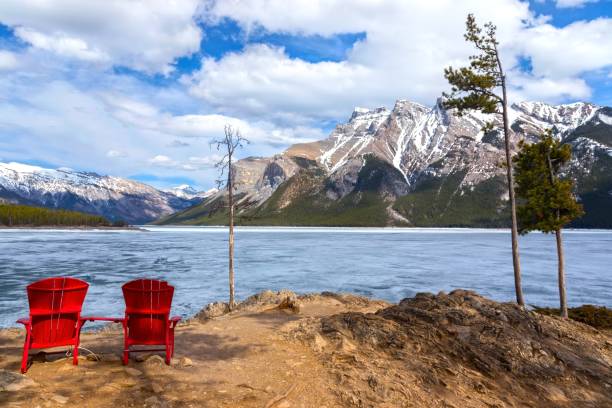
(511, 101, 598, 130)
(349, 106, 390, 125)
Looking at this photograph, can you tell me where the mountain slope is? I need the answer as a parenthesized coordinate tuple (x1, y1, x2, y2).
(0, 162, 205, 224)
(158, 99, 611, 227)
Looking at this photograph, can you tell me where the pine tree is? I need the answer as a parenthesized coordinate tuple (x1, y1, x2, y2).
(513, 130, 584, 318)
(443, 14, 525, 305)
(0, 204, 111, 227)
(212, 124, 248, 310)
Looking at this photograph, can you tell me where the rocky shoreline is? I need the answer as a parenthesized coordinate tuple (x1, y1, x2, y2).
(1, 290, 611, 407)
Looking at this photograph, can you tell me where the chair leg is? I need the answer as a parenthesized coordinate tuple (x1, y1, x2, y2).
(20, 330, 31, 374)
(73, 345, 79, 366)
(165, 344, 171, 365)
(122, 320, 129, 365)
(170, 326, 176, 358)
(73, 319, 83, 366)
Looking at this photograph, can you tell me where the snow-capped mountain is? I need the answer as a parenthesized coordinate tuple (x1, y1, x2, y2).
(163, 184, 218, 200)
(160, 99, 612, 228)
(0, 162, 206, 224)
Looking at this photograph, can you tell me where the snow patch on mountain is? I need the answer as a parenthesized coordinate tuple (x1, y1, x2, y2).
(164, 184, 217, 200)
(512, 101, 598, 132)
(599, 112, 612, 126)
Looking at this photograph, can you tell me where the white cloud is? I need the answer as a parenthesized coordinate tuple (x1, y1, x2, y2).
(555, 0, 599, 8)
(508, 73, 592, 103)
(106, 149, 127, 158)
(0, 0, 610, 190)
(519, 18, 612, 79)
(186, 44, 371, 123)
(150, 155, 172, 164)
(148, 153, 223, 171)
(15, 27, 109, 62)
(191, 0, 611, 125)
(0, 0, 202, 74)
(168, 140, 191, 148)
(0, 50, 19, 70)
(0, 67, 324, 188)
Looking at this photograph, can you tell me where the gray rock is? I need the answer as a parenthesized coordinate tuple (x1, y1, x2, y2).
(151, 382, 164, 394)
(143, 355, 165, 368)
(144, 395, 160, 407)
(51, 394, 69, 404)
(195, 301, 230, 320)
(123, 367, 142, 377)
(0, 369, 38, 392)
(179, 357, 193, 367)
(243, 290, 297, 307)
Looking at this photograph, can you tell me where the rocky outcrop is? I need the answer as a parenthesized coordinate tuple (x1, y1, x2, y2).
(290, 290, 612, 407)
(194, 290, 301, 320)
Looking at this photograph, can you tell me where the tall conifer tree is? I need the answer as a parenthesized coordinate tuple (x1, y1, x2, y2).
(514, 130, 584, 318)
(443, 14, 524, 305)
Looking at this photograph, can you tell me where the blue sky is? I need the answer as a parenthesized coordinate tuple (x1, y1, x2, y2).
(0, 0, 610, 189)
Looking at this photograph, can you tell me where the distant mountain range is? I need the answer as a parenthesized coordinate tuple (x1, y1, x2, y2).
(157, 99, 612, 228)
(0, 162, 211, 224)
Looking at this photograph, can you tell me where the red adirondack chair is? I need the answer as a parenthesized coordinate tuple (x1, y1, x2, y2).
(17, 277, 89, 373)
(121, 279, 180, 365)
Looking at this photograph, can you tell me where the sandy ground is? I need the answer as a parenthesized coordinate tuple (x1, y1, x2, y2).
(0, 294, 384, 408)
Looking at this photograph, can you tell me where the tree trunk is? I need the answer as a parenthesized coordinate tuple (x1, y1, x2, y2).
(501, 74, 525, 306)
(546, 148, 568, 318)
(555, 228, 568, 318)
(228, 159, 236, 310)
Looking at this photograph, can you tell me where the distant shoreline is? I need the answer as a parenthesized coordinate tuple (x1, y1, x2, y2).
(0, 225, 145, 231)
(146, 224, 612, 232)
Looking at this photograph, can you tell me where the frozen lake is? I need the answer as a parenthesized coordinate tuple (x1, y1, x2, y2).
(1, 226, 610, 327)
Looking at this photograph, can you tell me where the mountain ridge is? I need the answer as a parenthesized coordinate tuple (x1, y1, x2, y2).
(0, 162, 206, 224)
(157, 98, 612, 228)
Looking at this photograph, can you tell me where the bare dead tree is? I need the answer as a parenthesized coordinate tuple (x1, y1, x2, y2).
(212, 124, 248, 310)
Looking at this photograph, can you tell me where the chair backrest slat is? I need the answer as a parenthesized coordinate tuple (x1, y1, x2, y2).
(26, 277, 88, 345)
(122, 279, 174, 343)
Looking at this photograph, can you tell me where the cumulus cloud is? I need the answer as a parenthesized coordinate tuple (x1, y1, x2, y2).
(150, 155, 173, 165)
(0, 67, 324, 188)
(0, 0, 202, 74)
(507, 73, 592, 103)
(190, 0, 612, 125)
(15, 27, 109, 62)
(106, 149, 127, 158)
(555, 0, 599, 8)
(168, 140, 191, 148)
(0, 50, 18, 70)
(519, 18, 612, 79)
(186, 44, 371, 123)
(148, 153, 224, 171)
(0, 0, 610, 189)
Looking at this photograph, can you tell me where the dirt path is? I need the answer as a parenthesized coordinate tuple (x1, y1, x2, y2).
(0, 294, 385, 408)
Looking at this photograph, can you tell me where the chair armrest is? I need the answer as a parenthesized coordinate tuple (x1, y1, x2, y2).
(16, 317, 31, 326)
(169, 316, 181, 328)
